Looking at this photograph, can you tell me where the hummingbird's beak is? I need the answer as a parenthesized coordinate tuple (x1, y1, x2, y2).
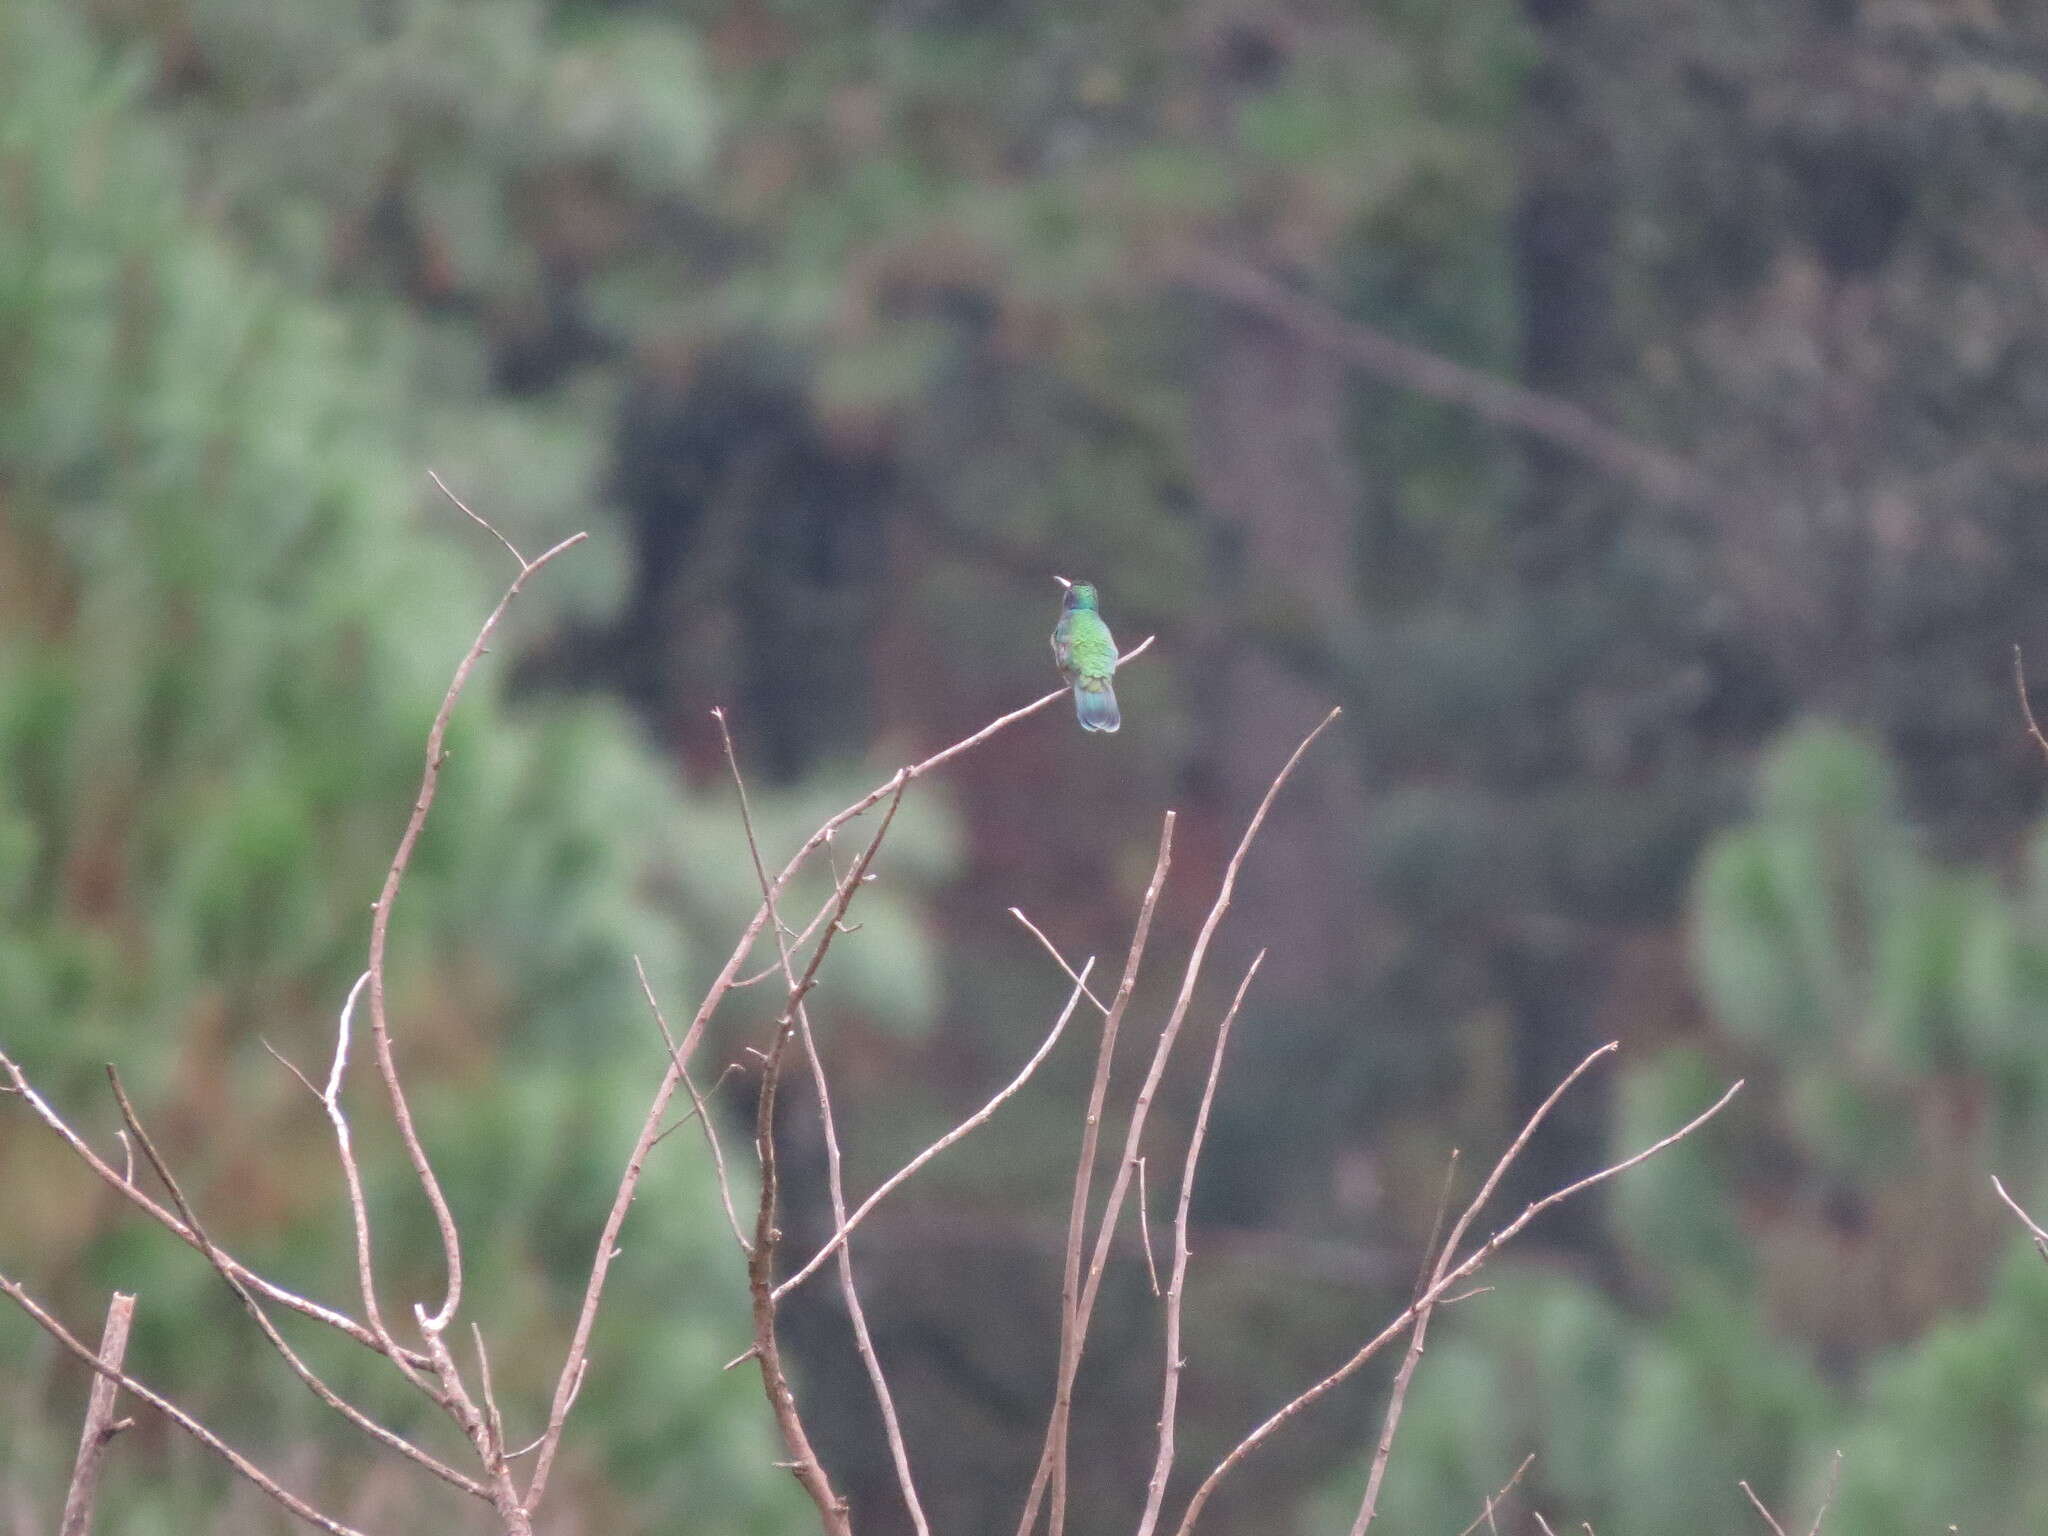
(1052, 575, 1072, 589)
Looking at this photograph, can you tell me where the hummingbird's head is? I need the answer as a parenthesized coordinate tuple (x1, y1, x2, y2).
(1057, 579, 1100, 612)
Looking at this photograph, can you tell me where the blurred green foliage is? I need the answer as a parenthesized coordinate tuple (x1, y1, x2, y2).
(1342, 726, 2048, 1533)
(0, 3, 946, 1528)
(10, 0, 2048, 1531)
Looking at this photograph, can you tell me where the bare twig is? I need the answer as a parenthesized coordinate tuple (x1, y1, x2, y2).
(1, 1274, 367, 1536)
(1352, 1152, 1464, 1536)
(1740, 1482, 1789, 1536)
(1452, 1454, 1535, 1536)
(650, 1061, 742, 1151)
(364, 515, 587, 1340)
(1746, 1452, 1845, 1536)
(58, 1291, 136, 1536)
(1348, 1305, 1433, 1536)
(464, 1326, 501, 1455)
(1992, 1174, 2048, 1262)
(312, 972, 433, 1394)
(717, 711, 930, 1536)
(528, 636, 1158, 1515)
(734, 898, 843, 988)
(638, 957, 751, 1255)
(2016, 644, 2048, 766)
(775, 959, 1097, 1302)
(1533, 1516, 1561, 1536)
(1171, 1064, 1742, 1536)
(1040, 708, 1340, 1536)
(1135, 953, 1264, 1536)
(796, 1010, 930, 1536)
(743, 774, 908, 1536)
(1415, 1152, 1462, 1303)
(0, 1050, 413, 1363)
(1807, 1451, 1844, 1536)
(1010, 909, 1111, 1016)
(1016, 811, 1176, 1536)
(103, 1068, 484, 1498)
(429, 469, 525, 565)
(1135, 1158, 1162, 1298)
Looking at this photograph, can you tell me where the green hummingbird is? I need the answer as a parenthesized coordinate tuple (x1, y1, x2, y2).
(1051, 577, 1120, 733)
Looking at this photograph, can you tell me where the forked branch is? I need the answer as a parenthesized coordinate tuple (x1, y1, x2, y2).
(0, 1275, 368, 1536)
(366, 485, 588, 1341)
(58, 1291, 136, 1536)
(1170, 1057, 1742, 1536)
(1026, 708, 1341, 1536)
(527, 633, 1158, 1513)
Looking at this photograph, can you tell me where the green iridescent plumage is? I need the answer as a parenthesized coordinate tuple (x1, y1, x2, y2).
(1051, 579, 1120, 733)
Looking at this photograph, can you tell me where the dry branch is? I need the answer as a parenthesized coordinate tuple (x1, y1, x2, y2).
(0, 1275, 366, 1536)
(1134, 952, 1264, 1536)
(1740, 1481, 1790, 1536)
(775, 960, 1097, 1302)
(1015, 811, 1176, 1536)
(528, 634, 1157, 1513)
(2015, 644, 2048, 767)
(1359, 1048, 1613, 1536)
(638, 957, 752, 1256)
(102, 1067, 485, 1498)
(1992, 1174, 2048, 1262)
(743, 773, 908, 1534)
(58, 1291, 135, 1536)
(1453, 1454, 1534, 1536)
(1010, 910, 1111, 1016)
(366, 496, 588, 1341)
(1032, 708, 1341, 1536)
(1348, 1148, 1466, 1536)
(716, 710, 929, 1536)
(279, 971, 436, 1398)
(1135, 1157, 1162, 1298)
(1744, 1451, 1843, 1536)
(0, 1050, 411, 1362)
(1806, 1451, 1844, 1536)
(1170, 1059, 1742, 1536)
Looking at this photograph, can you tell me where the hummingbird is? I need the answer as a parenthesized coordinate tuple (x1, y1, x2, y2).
(1051, 577, 1120, 733)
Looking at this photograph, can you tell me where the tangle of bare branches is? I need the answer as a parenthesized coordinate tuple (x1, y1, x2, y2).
(1, 484, 1750, 1536)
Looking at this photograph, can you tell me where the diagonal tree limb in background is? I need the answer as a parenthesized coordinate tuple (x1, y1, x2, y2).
(1172, 248, 1713, 511)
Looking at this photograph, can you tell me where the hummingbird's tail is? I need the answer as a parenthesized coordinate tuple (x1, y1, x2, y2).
(1073, 676, 1120, 733)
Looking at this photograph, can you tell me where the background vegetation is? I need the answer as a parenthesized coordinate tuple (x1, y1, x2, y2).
(7, 0, 2048, 1531)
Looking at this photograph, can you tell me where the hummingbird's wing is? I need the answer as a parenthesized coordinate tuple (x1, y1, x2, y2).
(1051, 614, 1076, 680)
